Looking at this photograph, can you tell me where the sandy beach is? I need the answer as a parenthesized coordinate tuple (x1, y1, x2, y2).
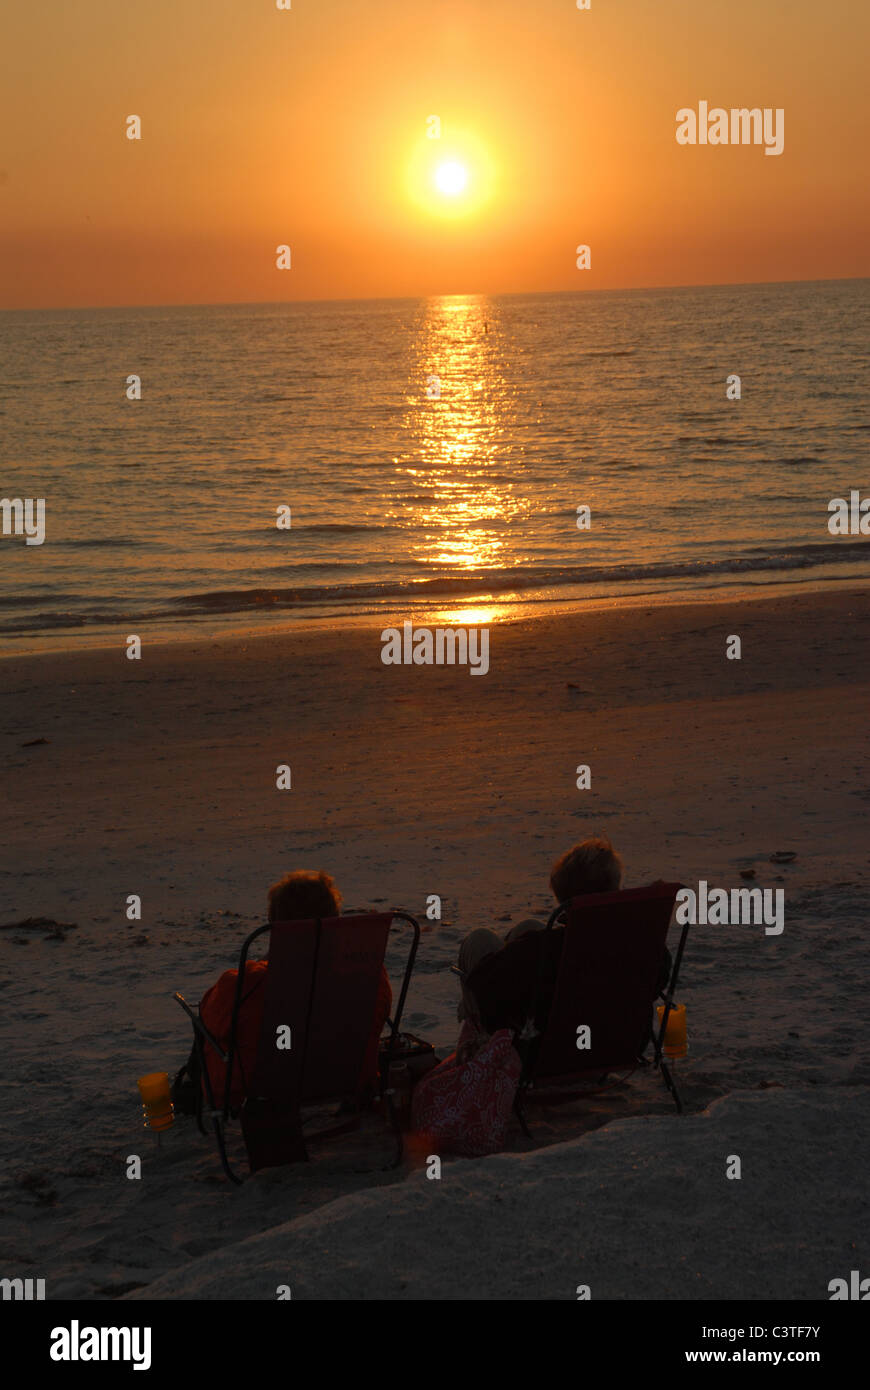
(2, 586, 869, 1299)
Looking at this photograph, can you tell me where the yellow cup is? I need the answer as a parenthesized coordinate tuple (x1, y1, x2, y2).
(137, 1072, 174, 1131)
(656, 1003, 688, 1059)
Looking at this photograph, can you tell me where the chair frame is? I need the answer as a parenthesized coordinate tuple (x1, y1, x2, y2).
(174, 908, 420, 1184)
(514, 892, 689, 1132)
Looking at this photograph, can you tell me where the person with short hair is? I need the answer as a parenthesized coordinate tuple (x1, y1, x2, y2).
(266, 868, 343, 923)
(198, 870, 392, 1109)
(456, 837, 669, 1042)
(549, 836, 624, 900)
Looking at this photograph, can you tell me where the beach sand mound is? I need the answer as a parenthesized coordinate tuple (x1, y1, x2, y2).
(127, 1086, 870, 1301)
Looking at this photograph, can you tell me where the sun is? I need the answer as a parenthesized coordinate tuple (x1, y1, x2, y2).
(434, 160, 468, 197)
(404, 129, 497, 221)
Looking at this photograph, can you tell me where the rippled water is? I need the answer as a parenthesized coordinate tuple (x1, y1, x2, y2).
(1, 280, 868, 650)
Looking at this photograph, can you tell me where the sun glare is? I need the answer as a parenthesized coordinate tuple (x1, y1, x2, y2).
(434, 160, 468, 196)
(405, 128, 497, 221)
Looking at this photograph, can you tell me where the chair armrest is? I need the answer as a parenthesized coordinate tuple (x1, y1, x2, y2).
(172, 991, 227, 1062)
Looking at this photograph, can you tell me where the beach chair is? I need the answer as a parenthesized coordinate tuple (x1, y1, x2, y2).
(174, 910, 420, 1184)
(514, 881, 687, 1129)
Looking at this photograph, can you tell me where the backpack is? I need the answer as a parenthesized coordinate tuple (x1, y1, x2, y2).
(170, 1044, 203, 1119)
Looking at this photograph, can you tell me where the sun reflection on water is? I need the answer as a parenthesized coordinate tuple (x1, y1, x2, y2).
(395, 295, 525, 574)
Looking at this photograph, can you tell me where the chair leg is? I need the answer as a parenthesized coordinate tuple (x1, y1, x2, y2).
(387, 1129, 404, 1169)
(212, 1113, 244, 1185)
(197, 1039, 245, 1183)
(660, 1059, 683, 1115)
(382, 1092, 405, 1169)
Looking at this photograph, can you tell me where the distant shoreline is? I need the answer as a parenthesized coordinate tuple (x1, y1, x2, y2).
(4, 571, 870, 659)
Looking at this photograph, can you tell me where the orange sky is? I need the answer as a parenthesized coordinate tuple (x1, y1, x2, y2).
(1, 0, 868, 308)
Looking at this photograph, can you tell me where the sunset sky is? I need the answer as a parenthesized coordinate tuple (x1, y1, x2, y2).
(2, 0, 868, 308)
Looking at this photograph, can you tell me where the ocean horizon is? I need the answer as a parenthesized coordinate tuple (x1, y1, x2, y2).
(2, 278, 868, 652)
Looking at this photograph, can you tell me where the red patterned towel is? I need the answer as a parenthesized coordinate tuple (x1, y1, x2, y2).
(411, 1028, 521, 1157)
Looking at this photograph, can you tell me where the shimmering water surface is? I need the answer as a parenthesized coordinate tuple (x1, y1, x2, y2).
(1, 280, 868, 651)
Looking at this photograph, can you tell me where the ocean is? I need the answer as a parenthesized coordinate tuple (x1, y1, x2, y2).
(1, 279, 868, 652)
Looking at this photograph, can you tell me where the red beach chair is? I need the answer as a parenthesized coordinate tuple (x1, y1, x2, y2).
(174, 910, 419, 1183)
(514, 881, 687, 1128)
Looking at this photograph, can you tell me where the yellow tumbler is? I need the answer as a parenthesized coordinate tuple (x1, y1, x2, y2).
(137, 1071, 174, 1132)
(656, 1003, 688, 1059)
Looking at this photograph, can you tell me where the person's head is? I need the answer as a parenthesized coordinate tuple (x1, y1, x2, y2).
(549, 837, 623, 903)
(267, 870, 342, 922)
